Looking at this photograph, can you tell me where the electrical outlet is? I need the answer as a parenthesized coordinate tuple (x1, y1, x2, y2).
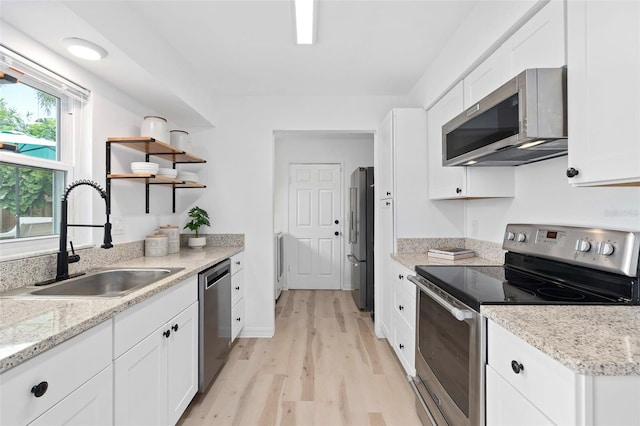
(112, 216, 125, 235)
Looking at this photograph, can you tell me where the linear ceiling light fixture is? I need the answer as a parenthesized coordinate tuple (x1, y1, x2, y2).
(294, 0, 316, 44)
(63, 38, 108, 61)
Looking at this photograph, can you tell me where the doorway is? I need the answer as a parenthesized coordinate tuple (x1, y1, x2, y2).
(273, 131, 374, 292)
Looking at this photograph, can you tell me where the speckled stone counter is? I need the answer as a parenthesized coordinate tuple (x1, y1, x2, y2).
(391, 252, 502, 270)
(482, 305, 640, 376)
(0, 245, 242, 373)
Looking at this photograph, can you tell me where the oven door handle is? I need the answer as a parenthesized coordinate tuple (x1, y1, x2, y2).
(408, 275, 474, 322)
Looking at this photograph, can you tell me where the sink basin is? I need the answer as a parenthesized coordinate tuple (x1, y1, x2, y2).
(21, 268, 185, 298)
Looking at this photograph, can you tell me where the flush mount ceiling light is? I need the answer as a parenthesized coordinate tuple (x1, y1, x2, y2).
(63, 38, 108, 61)
(294, 0, 316, 44)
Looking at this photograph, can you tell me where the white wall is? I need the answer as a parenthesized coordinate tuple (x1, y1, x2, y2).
(198, 95, 411, 337)
(466, 157, 640, 243)
(274, 132, 374, 291)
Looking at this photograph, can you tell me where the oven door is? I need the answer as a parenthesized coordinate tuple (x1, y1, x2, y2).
(408, 275, 485, 426)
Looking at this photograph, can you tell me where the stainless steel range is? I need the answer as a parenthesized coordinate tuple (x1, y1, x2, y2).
(408, 224, 640, 426)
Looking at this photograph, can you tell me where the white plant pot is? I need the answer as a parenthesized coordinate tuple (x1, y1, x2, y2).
(188, 237, 206, 249)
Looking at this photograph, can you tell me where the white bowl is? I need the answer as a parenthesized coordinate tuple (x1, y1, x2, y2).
(177, 172, 198, 182)
(157, 168, 178, 178)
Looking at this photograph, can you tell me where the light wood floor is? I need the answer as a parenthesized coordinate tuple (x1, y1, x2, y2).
(178, 290, 422, 426)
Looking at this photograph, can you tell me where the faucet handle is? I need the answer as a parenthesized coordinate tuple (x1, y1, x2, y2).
(68, 241, 80, 263)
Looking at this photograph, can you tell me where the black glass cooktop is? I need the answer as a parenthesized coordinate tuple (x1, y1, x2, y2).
(415, 264, 631, 311)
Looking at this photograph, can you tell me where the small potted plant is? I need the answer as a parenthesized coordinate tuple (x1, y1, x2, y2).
(184, 206, 211, 249)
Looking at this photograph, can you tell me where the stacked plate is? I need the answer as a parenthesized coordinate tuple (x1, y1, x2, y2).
(177, 171, 198, 182)
(157, 168, 178, 179)
(131, 162, 159, 175)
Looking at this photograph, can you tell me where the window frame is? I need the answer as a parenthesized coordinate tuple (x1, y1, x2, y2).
(0, 45, 90, 260)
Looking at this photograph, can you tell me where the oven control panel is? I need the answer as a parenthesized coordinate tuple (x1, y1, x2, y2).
(503, 224, 640, 277)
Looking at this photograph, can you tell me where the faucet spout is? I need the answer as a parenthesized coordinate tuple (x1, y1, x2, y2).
(55, 179, 113, 282)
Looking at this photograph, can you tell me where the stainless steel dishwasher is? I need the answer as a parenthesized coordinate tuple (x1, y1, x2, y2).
(198, 259, 231, 393)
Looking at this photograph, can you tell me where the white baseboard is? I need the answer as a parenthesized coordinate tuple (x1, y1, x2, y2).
(238, 326, 274, 338)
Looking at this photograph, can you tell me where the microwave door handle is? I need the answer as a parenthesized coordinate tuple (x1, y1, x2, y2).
(408, 276, 474, 321)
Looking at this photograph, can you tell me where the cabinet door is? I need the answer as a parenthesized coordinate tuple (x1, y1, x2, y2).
(30, 366, 113, 426)
(501, 0, 566, 80)
(464, 49, 503, 108)
(167, 303, 199, 426)
(567, 0, 640, 185)
(377, 198, 394, 340)
(428, 82, 466, 199)
(486, 365, 554, 426)
(377, 110, 394, 199)
(114, 327, 167, 426)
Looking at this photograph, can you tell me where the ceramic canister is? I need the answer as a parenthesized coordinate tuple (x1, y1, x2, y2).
(145, 234, 168, 257)
(141, 116, 170, 144)
(158, 225, 180, 254)
(170, 130, 189, 150)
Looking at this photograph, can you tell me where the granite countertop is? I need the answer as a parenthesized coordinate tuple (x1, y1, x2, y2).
(0, 246, 242, 373)
(391, 252, 502, 270)
(483, 305, 640, 376)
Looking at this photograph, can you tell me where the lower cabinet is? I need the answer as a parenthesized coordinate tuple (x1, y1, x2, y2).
(487, 320, 640, 425)
(30, 366, 113, 426)
(230, 252, 245, 341)
(390, 260, 416, 376)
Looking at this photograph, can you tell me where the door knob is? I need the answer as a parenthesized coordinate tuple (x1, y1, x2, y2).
(31, 381, 49, 398)
(335, 231, 339, 236)
(334, 219, 339, 224)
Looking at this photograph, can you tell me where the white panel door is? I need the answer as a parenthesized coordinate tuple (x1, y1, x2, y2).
(288, 164, 342, 289)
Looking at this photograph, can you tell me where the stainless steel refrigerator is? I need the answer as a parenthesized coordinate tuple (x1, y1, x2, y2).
(347, 167, 374, 311)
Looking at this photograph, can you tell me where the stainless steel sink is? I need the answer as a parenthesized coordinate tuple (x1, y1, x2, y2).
(3, 267, 184, 298)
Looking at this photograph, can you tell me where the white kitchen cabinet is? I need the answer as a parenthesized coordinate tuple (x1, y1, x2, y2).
(0, 320, 112, 426)
(566, 0, 640, 186)
(427, 82, 514, 200)
(377, 113, 394, 200)
(391, 260, 416, 376)
(486, 320, 640, 426)
(378, 198, 394, 340)
(30, 366, 113, 426)
(464, 49, 504, 109)
(113, 276, 198, 425)
(230, 252, 245, 341)
(500, 0, 565, 81)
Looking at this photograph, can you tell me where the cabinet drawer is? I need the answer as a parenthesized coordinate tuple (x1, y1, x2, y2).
(114, 275, 197, 358)
(487, 321, 577, 425)
(231, 252, 244, 275)
(394, 285, 416, 328)
(392, 261, 416, 300)
(231, 269, 244, 307)
(232, 298, 245, 341)
(393, 312, 415, 375)
(0, 320, 112, 426)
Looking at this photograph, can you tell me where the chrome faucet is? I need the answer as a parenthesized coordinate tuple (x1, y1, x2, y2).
(43, 180, 113, 284)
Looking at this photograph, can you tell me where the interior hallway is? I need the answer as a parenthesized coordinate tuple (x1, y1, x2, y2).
(179, 290, 422, 425)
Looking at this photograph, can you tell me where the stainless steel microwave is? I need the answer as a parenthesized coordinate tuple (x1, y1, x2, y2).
(442, 67, 567, 166)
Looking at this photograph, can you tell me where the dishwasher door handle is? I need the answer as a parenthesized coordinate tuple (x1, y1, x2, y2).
(206, 271, 230, 289)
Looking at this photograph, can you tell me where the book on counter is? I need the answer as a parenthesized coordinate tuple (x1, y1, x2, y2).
(427, 247, 476, 260)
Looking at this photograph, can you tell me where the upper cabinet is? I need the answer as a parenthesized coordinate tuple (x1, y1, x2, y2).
(428, 82, 515, 200)
(566, 0, 640, 186)
(377, 113, 394, 200)
(500, 0, 566, 80)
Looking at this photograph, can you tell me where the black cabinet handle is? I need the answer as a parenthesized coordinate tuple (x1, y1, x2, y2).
(566, 167, 580, 178)
(398, 305, 404, 311)
(398, 274, 404, 280)
(456, 187, 462, 194)
(236, 317, 242, 322)
(31, 381, 48, 398)
(385, 201, 391, 206)
(334, 219, 339, 224)
(163, 330, 171, 338)
(235, 286, 240, 291)
(236, 261, 241, 265)
(172, 324, 179, 332)
(511, 360, 524, 374)
(386, 191, 391, 196)
(399, 343, 404, 349)
(334, 231, 339, 236)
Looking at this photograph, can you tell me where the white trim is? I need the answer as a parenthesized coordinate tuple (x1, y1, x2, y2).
(0, 239, 93, 262)
(238, 326, 275, 338)
(0, 151, 72, 172)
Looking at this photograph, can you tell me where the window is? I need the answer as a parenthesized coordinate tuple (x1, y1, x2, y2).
(0, 45, 88, 250)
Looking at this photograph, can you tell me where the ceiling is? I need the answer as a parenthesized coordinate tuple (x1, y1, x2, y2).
(0, 0, 478, 125)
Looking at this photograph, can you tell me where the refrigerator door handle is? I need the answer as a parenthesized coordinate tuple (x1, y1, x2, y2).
(347, 254, 359, 266)
(349, 187, 357, 244)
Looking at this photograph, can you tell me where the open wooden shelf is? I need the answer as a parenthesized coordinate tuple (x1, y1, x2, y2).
(107, 137, 206, 163)
(107, 174, 206, 188)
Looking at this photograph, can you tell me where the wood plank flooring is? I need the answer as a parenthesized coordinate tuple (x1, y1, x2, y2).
(178, 290, 422, 426)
